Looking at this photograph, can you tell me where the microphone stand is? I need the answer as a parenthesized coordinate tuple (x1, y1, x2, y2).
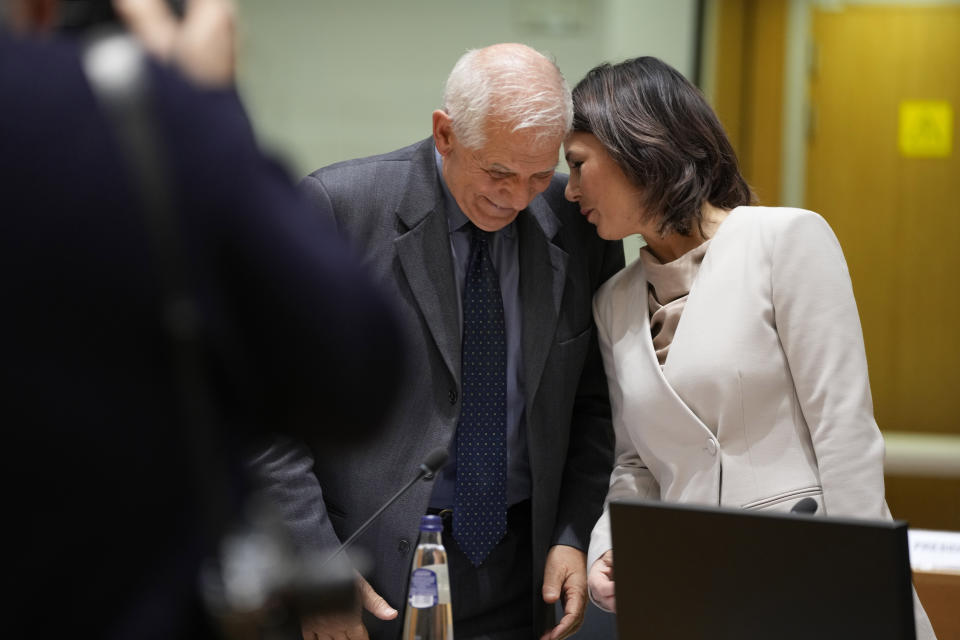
(322, 459, 441, 567)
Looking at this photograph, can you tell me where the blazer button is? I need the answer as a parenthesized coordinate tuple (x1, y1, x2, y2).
(706, 439, 718, 456)
(448, 389, 458, 404)
(398, 539, 410, 554)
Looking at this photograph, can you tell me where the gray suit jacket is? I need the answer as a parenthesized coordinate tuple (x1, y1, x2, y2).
(250, 138, 623, 638)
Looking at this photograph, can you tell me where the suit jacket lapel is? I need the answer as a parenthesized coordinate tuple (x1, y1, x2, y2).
(519, 198, 568, 406)
(622, 263, 714, 437)
(394, 140, 461, 384)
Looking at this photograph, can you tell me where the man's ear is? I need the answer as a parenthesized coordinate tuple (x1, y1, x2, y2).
(432, 110, 454, 156)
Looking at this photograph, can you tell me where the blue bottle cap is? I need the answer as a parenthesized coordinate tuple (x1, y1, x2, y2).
(420, 514, 443, 532)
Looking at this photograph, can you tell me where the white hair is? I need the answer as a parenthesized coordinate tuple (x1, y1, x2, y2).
(442, 44, 573, 149)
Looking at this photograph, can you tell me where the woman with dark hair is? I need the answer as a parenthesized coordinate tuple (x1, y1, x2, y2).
(564, 56, 935, 637)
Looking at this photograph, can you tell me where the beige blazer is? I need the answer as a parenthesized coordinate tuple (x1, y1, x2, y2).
(587, 206, 935, 635)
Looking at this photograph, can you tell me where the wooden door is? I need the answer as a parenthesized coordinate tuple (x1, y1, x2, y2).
(710, 0, 788, 205)
(806, 5, 960, 438)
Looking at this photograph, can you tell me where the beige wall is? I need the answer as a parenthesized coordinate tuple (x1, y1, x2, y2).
(232, 0, 698, 262)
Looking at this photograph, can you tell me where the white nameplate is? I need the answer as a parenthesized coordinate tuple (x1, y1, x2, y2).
(908, 529, 960, 573)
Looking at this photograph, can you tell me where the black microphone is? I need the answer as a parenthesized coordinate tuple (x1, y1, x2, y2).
(322, 447, 449, 566)
(791, 497, 819, 515)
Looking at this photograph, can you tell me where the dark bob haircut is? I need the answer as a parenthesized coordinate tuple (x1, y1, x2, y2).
(572, 56, 753, 237)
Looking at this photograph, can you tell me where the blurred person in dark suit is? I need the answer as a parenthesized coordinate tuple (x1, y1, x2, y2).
(1, 0, 404, 637)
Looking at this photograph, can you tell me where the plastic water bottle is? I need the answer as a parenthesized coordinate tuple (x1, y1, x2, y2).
(402, 514, 454, 640)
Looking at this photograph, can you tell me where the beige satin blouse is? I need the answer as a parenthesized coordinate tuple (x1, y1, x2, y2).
(638, 239, 712, 366)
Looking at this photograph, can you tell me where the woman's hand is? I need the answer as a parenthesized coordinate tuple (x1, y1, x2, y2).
(587, 550, 616, 612)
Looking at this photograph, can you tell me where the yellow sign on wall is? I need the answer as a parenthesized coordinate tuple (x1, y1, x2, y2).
(898, 100, 953, 158)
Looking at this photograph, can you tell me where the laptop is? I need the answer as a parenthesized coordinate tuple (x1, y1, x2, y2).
(610, 499, 916, 639)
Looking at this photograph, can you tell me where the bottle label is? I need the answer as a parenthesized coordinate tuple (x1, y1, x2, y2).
(422, 563, 451, 605)
(408, 568, 439, 608)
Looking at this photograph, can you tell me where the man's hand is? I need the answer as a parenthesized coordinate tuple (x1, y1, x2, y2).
(300, 573, 397, 640)
(540, 544, 587, 640)
(587, 549, 615, 613)
(113, 0, 236, 87)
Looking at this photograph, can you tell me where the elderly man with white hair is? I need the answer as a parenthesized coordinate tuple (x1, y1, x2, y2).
(252, 43, 623, 640)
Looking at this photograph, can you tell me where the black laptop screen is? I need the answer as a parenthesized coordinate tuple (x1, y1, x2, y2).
(610, 499, 915, 640)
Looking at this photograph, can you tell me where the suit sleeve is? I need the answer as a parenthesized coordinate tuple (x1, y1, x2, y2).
(770, 212, 938, 639)
(240, 168, 403, 553)
(586, 283, 660, 577)
(770, 211, 888, 519)
(550, 238, 624, 552)
(246, 436, 344, 552)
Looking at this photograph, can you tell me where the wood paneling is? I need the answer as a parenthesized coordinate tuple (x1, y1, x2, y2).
(712, 0, 747, 155)
(711, 0, 787, 205)
(806, 6, 960, 436)
(885, 474, 960, 531)
(913, 570, 960, 640)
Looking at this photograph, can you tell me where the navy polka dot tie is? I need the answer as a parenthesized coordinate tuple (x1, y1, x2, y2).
(453, 224, 508, 567)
